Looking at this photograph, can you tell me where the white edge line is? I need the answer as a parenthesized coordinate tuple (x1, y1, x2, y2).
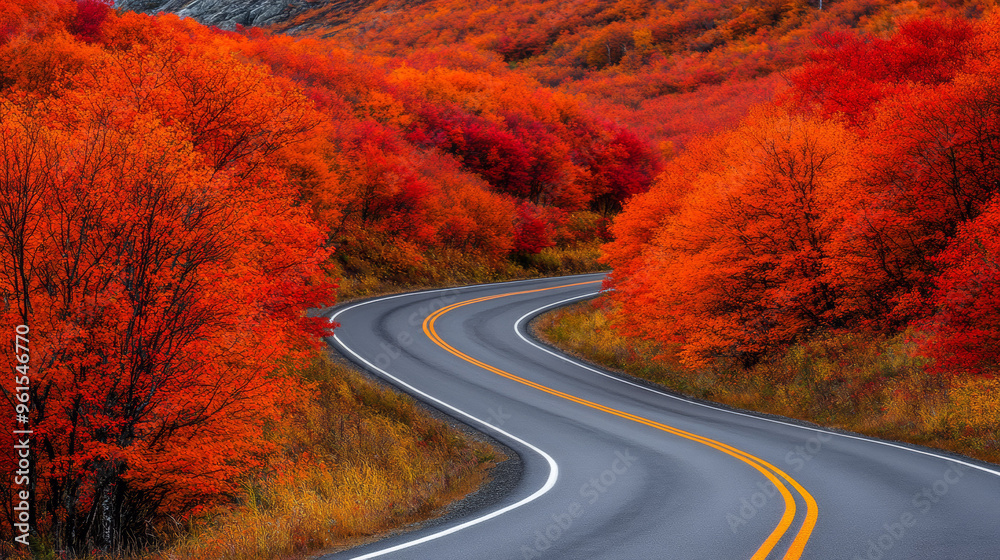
(513, 292, 1000, 479)
(327, 285, 572, 559)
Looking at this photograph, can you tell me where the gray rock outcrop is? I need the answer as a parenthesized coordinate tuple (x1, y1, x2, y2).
(113, 0, 317, 30)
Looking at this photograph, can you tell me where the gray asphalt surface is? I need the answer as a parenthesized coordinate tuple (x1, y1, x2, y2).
(320, 273, 1000, 560)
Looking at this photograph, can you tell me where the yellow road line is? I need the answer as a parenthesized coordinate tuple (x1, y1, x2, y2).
(422, 282, 817, 559)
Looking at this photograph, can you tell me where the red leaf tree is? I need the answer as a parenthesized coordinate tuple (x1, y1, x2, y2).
(0, 26, 334, 552)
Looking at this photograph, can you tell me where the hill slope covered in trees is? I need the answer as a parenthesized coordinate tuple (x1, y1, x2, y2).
(276, 0, 997, 150)
(597, 12, 1000, 460)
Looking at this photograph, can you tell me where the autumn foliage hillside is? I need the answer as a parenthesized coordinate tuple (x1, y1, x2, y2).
(0, 0, 658, 555)
(280, 0, 999, 153)
(601, 12, 1000, 455)
(604, 13, 1000, 368)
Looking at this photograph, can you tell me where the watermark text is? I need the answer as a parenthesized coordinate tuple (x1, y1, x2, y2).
(12, 324, 32, 546)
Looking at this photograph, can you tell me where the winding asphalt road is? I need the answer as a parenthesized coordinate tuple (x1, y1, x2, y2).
(322, 273, 1000, 560)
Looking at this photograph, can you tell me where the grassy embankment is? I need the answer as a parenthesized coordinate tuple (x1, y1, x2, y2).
(139, 354, 502, 560)
(536, 300, 1000, 465)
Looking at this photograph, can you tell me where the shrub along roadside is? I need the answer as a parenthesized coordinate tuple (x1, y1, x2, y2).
(535, 300, 1000, 465)
(0, 353, 503, 560)
(157, 353, 504, 560)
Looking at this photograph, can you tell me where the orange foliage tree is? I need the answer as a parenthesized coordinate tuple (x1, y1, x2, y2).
(0, 10, 662, 550)
(0, 8, 334, 552)
(604, 107, 860, 365)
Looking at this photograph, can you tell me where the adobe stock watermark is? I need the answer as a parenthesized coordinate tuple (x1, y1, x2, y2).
(727, 430, 832, 533)
(369, 289, 461, 370)
(520, 449, 638, 558)
(12, 323, 33, 546)
(848, 462, 967, 560)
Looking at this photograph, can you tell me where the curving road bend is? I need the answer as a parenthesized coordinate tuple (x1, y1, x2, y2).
(321, 273, 1000, 560)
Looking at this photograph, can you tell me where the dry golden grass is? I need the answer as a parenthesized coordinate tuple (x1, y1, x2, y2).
(536, 300, 1000, 464)
(151, 355, 502, 560)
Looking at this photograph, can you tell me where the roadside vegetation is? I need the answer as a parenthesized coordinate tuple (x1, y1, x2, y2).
(537, 301, 1000, 465)
(1, 353, 502, 560)
(157, 354, 502, 560)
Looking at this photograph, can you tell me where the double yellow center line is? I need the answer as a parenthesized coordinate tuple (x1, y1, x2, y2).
(422, 281, 818, 559)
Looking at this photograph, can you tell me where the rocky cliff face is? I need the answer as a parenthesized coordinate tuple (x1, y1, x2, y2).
(113, 0, 318, 30)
